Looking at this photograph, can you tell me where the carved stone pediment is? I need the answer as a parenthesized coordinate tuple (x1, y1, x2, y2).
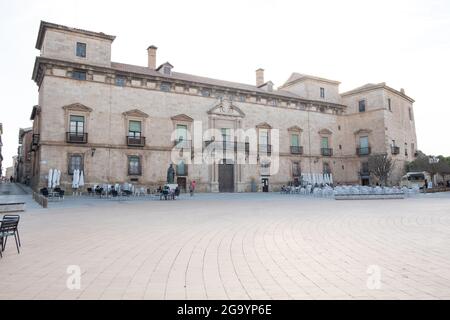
(208, 99, 245, 118)
(354, 129, 372, 136)
(62, 103, 92, 112)
(318, 128, 333, 135)
(122, 109, 149, 118)
(288, 125, 303, 132)
(256, 122, 272, 129)
(171, 114, 194, 122)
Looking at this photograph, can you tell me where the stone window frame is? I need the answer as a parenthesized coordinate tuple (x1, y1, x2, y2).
(62, 103, 93, 138)
(76, 42, 87, 58)
(318, 129, 333, 151)
(320, 87, 325, 99)
(256, 122, 272, 147)
(72, 69, 87, 81)
(171, 114, 194, 146)
(68, 153, 84, 175)
(288, 126, 303, 148)
(122, 109, 150, 145)
(127, 155, 142, 176)
(353, 129, 372, 150)
(358, 99, 366, 113)
(292, 160, 301, 177)
(387, 98, 392, 112)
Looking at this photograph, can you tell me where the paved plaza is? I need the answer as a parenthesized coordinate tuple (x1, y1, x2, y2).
(1, 184, 450, 300)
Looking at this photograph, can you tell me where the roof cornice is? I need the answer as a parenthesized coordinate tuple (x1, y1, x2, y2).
(341, 83, 415, 103)
(35, 21, 116, 50)
(32, 57, 348, 110)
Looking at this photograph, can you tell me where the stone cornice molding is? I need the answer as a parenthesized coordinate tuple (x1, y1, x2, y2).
(354, 129, 372, 136)
(256, 122, 272, 129)
(123, 109, 149, 118)
(62, 103, 93, 113)
(318, 128, 333, 135)
(171, 114, 193, 122)
(287, 125, 303, 133)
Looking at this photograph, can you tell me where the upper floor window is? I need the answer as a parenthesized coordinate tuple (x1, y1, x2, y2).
(76, 42, 86, 58)
(201, 89, 210, 97)
(321, 136, 329, 149)
(116, 76, 126, 87)
(163, 66, 171, 75)
(128, 120, 142, 138)
(408, 107, 413, 120)
(128, 156, 141, 176)
(72, 70, 86, 81)
(68, 154, 84, 175)
(69, 115, 85, 134)
(160, 82, 171, 92)
(291, 133, 300, 147)
(388, 98, 392, 112)
(320, 87, 325, 99)
(176, 124, 189, 146)
(358, 100, 366, 113)
(238, 95, 246, 102)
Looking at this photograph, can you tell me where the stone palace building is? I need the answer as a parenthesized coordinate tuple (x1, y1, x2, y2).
(28, 21, 418, 192)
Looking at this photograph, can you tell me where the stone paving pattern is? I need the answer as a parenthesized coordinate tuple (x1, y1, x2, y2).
(1, 185, 449, 300)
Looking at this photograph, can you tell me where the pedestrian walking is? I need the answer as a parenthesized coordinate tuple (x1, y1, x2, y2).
(189, 180, 196, 196)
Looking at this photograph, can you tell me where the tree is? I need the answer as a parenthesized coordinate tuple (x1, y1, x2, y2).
(368, 154, 394, 186)
(406, 154, 450, 184)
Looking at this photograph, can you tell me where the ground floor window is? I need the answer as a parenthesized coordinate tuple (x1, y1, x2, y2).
(68, 154, 84, 175)
(128, 156, 141, 176)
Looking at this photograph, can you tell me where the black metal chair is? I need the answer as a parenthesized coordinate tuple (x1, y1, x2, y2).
(2, 215, 21, 248)
(0, 218, 20, 254)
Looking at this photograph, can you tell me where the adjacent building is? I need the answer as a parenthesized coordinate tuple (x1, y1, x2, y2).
(15, 128, 34, 185)
(29, 21, 418, 192)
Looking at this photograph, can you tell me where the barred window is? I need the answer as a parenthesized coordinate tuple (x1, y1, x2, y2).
(72, 70, 86, 81)
(116, 76, 126, 87)
(128, 156, 141, 176)
(160, 82, 171, 92)
(68, 154, 84, 175)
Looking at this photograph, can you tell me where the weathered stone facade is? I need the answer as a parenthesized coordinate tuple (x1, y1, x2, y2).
(29, 21, 418, 192)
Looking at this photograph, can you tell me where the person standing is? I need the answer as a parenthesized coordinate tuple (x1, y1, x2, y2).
(189, 180, 196, 197)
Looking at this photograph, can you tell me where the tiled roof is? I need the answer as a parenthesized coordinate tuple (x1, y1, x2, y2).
(111, 62, 306, 100)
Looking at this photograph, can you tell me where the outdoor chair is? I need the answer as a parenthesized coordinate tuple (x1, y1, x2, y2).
(2, 215, 21, 248)
(87, 187, 94, 196)
(0, 218, 20, 254)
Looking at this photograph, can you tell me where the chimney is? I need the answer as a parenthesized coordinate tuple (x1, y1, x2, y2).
(400, 88, 405, 95)
(147, 45, 157, 69)
(256, 68, 264, 87)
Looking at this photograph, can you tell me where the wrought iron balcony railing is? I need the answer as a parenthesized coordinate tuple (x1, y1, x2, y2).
(127, 136, 145, 147)
(356, 147, 371, 156)
(290, 146, 304, 155)
(321, 148, 333, 156)
(66, 132, 88, 144)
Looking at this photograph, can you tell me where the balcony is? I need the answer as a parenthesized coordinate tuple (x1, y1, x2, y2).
(321, 148, 333, 157)
(66, 132, 88, 144)
(127, 136, 145, 147)
(290, 146, 304, 155)
(391, 146, 400, 155)
(176, 164, 189, 176)
(356, 147, 371, 156)
(258, 144, 272, 155)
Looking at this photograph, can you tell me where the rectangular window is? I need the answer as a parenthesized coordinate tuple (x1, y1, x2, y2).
(176, 124, 188, 148)
(409, 107, 413, 120)
(321, 136, 329, 149)
(291, 134, 299, 147)
(358, 100, 366, 112)
(163, 66, 171, 75)
(411, 143, 415, 156)
(361, 162, 369, 174)
(68, 154, 83, 175)
(320, 87, 325, 99)
(128, 120, 142, 138)
(76, 42, 86, 58)
(388, 98, 392, 111)
(160, 82, 171, 92)
(128, 156, 141, 176)
(69, 115, 85, 134)
(323, 162, 331, 174)
(72, 70, 86, 81)
(292, 162, 300, 176)
(201, 89, 210, 97)
(259, 129, 269, 145)
(405, 143, 408, 156)
(177, 160, 186, 176)
(359, 136, 369, 148)
(392, 139, 396, 147)
(116, 76, 126, 87)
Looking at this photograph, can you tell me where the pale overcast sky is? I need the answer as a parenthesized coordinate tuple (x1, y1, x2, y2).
(1, 0, 449, 173)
